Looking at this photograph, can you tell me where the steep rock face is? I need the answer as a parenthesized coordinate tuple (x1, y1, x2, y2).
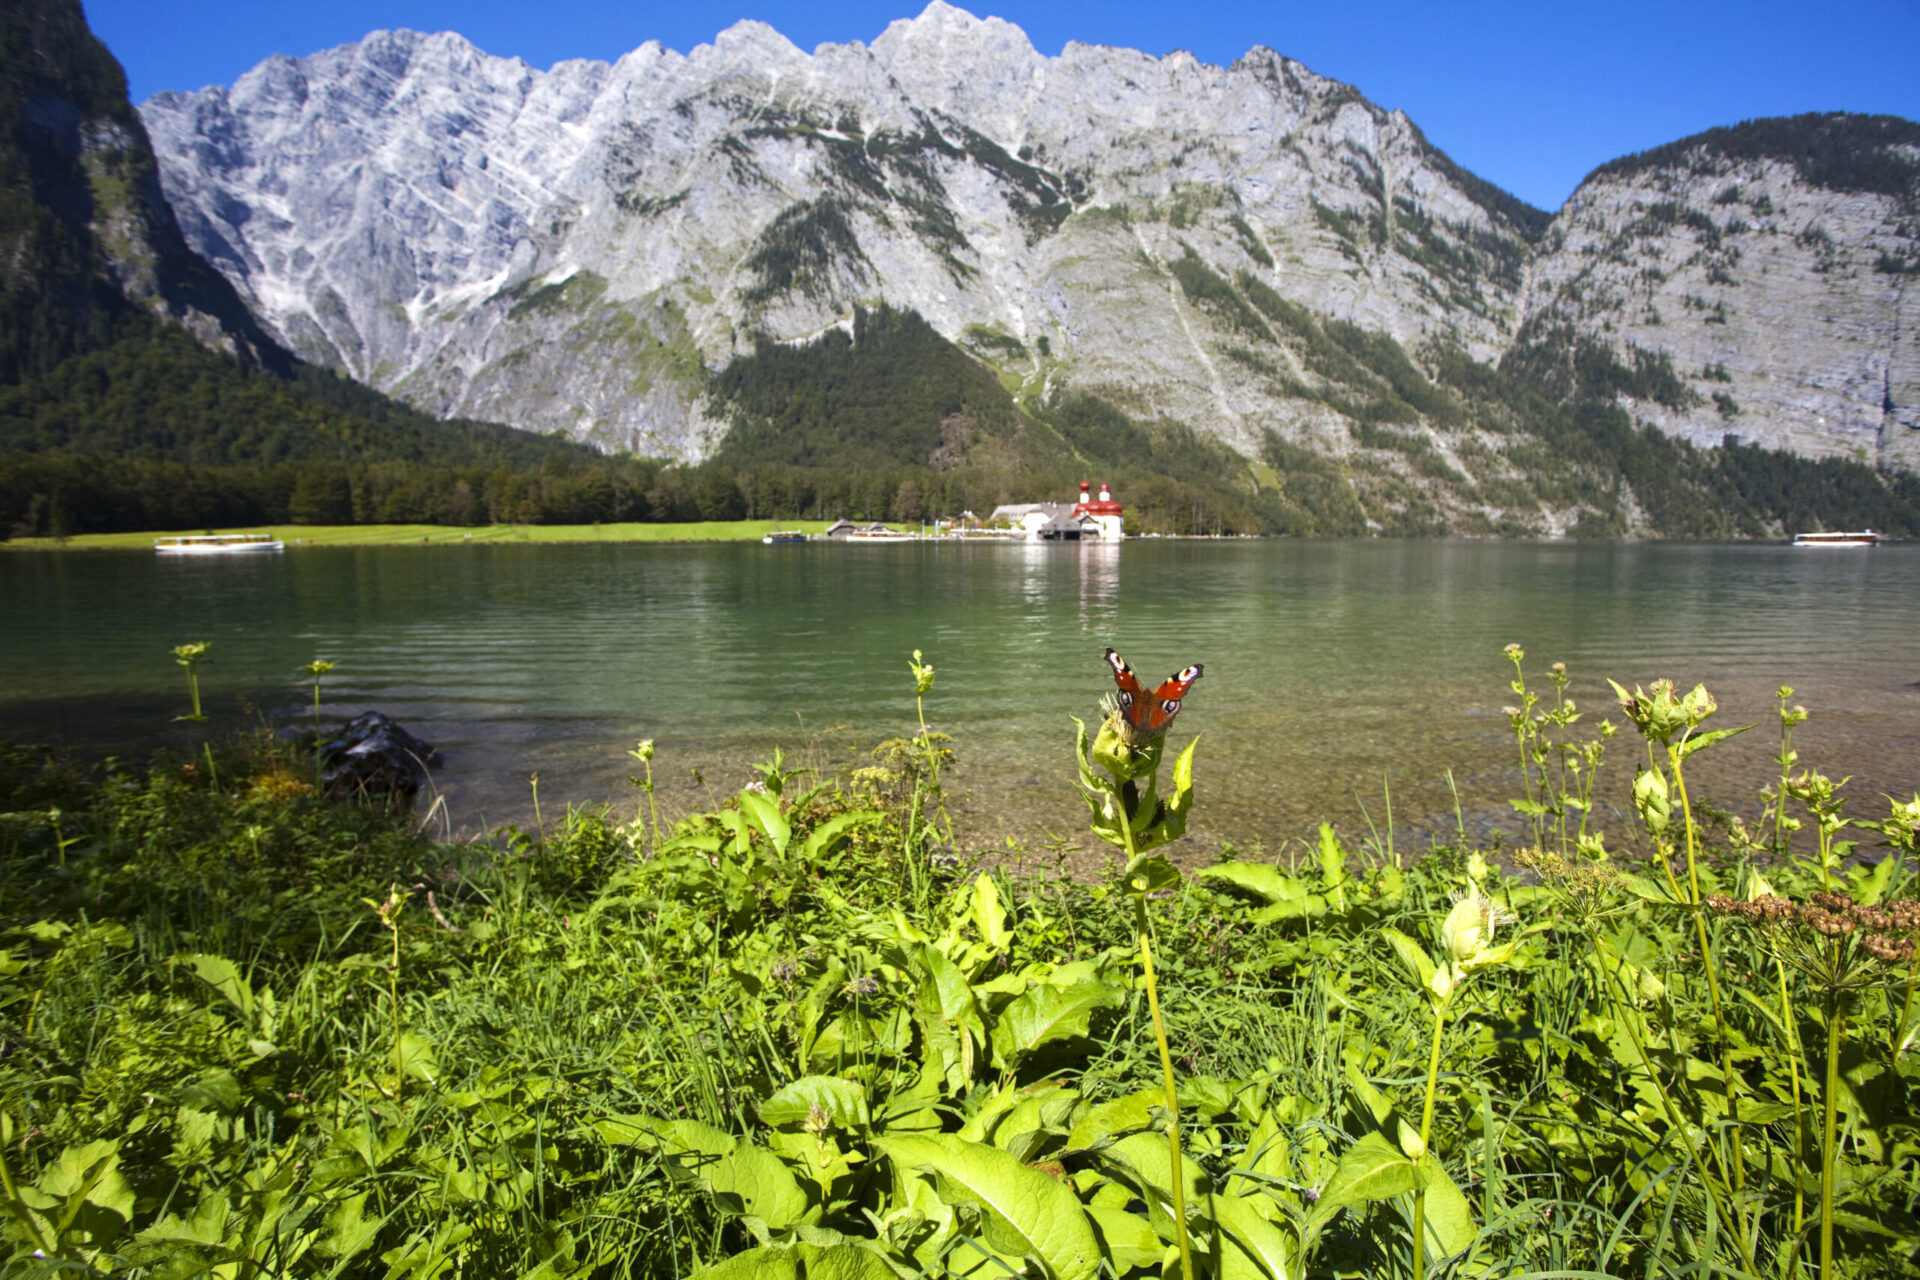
(1514, 116, 1920, 470)
(139, 2, 1540, 460)
(0, 0, 285, 381)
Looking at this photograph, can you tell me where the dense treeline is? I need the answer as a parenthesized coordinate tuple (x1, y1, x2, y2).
(1591, 111, 1920, 198)
(708, 304, 1034, 470)
(1452, 346, 1920, 538)
(0, 328, 597, 468)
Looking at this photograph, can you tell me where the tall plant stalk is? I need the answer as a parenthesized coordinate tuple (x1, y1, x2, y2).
(1410, 994, 1450, 1280)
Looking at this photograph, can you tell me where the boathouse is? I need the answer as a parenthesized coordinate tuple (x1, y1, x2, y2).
(988, 481, 1125, 540)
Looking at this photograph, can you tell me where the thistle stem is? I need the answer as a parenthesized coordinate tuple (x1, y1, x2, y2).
(1412, 995, 1450, 1280)
(1134, 894, 1194, 1280)
(1775, 950, 1808, 1271)
(1821, 997, 1843, 1280)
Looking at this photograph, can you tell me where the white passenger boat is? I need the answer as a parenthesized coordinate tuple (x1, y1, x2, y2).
(154, 533, 285, 554)
(1791, 530, 1881, 548)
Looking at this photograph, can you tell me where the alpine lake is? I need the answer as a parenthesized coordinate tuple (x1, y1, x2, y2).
(4, 538, 1917, 870)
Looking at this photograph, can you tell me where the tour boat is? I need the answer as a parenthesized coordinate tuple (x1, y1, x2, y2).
(155, 533, 285, 554)
(1791, 530, 1882, 548)
(761, 530, 808, 544)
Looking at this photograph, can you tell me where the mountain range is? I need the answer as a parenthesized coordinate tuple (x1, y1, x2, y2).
(6, 0, 1919, 537)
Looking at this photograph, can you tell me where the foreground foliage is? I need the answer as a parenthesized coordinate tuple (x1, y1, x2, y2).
(1, 652, 1917, 1277)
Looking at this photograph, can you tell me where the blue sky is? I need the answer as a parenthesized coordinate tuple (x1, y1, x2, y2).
(86, 0, 1920, 213)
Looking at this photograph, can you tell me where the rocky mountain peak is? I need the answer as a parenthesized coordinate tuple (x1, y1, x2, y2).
(132, 6, 1917, 481)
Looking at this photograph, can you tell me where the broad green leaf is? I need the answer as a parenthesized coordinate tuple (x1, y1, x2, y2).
(1314, 1132, 1417, 1215)
(798, 811, 883, 862)
(595, 1115, 734, 1159)
(1086, 1203, 1164, 1270)
(708, 1143, 811, 1232)
(320, 1193, 380, 1260)
(1416, 1153, 1475, 1259)
(1121, 852, 1181, 896)
(396, 1031, 439, 1084)
(697, 1247, 801, 1280)
(988, 1082, 1079, 1152)
(878, 1133, 1101, 1280)
(179, 1067, 242, 1113)
(37, 1139, 135, 1233)
(915, 944, 979, 1023)
(1320, 825, 1351, 886)
(971, 874, 1010, 949)
(1343, 1065, 1397, 1131)
(696, 1242, 899, 1280)
(135, 1193, 232, 1248)
(1677, 723, 1753, 761)
(712, 809, 752, 857)
(1212, 1189, 1300, 1280)
(760, 1076, 872, 1131)
(1379, 928, 1437, 991)
(1846, 853, 1896, 905)
(1195, 862, 1292, 902)
(990, 980, 1123, 1070)
(1099, 1131, 1205, 1234)
(658, 833, 723, 857)
(1065, 1088, 1160, 1152)
(185, 952, 254, 1022)
(1249, 879, 1328, 924)
(738, 790, 791, 856)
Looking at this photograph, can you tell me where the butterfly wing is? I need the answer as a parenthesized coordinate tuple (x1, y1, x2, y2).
(1106, 649, 1202, 734)
(1140, 664, 1204, 733)
(1104, 648, 1148, 726)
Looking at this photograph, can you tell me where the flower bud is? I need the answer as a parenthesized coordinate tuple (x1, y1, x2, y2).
(1441, 896, 1486, 964)
(1397, 1118, 1425, 1161)
(1632, 767, 1670, 835)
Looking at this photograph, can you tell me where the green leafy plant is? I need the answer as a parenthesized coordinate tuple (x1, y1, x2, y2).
(172, 640, 211, 722)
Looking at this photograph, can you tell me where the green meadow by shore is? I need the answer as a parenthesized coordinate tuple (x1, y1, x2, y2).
(1, 519, 834, 550)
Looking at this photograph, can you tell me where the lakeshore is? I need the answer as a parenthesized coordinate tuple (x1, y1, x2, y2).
(4, 537, 1915, 859)
(1, 519, 835, 550)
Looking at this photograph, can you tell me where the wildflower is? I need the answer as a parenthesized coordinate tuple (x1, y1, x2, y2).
(1442, 886, 1520, 973)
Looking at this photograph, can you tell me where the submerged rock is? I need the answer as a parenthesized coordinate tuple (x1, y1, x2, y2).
(320, 712, 438, 801)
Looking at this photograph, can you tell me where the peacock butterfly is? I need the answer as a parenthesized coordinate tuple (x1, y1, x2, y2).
(1104, 648, 1203, 739)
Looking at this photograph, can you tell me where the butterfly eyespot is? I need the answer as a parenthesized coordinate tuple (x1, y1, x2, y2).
(1163, 700, 1180, 715)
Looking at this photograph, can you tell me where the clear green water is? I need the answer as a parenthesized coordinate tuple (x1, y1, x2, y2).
(3, 540, 1916, 862)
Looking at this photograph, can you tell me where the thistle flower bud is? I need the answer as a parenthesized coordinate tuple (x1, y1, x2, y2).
(1632, 767, 1670, 834)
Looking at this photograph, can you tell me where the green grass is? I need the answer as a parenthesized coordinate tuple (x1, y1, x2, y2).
(1, 652, 1917, 1277)
(3, 519, 832, 550)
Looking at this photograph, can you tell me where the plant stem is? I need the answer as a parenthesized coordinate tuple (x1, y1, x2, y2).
(1411, 995, 1451, 1280)
(1586, 924, 1751, 1263)
(1134, 894, 1194, 1280)
(1821, 996, 1843, 1280)
(1774, 951, 1808, 1273)
(0, 1122, 59, 1261)
(644, 758, 659, 853)
(390, 911, 403, 1101)
(915, 689, 954, 848)
(1669, 745, 1748, 1229)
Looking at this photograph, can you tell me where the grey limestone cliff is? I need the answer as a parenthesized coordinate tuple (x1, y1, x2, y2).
(136, 3, 1918, 477)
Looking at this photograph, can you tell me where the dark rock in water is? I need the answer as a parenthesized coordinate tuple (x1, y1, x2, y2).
(321, 712, 438, 801)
